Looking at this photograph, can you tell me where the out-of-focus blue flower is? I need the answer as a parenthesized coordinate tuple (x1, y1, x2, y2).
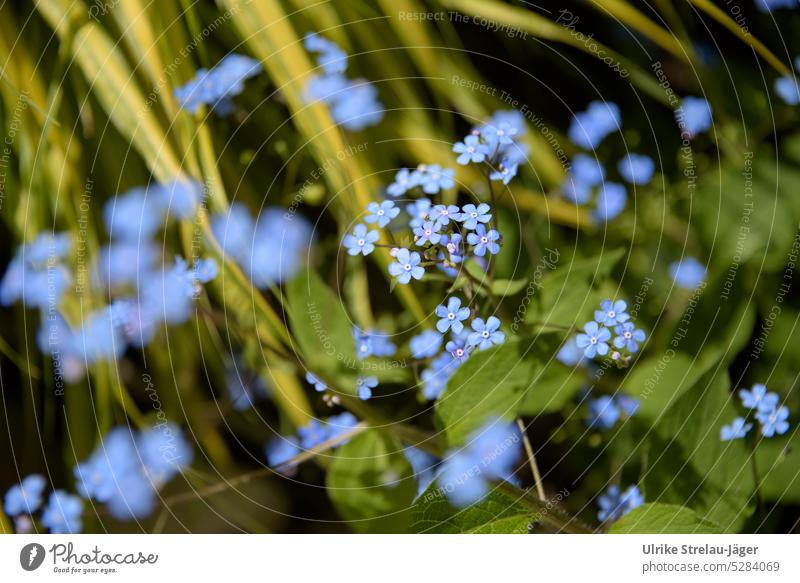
(557, 337, 588, 367)
(357, 376, 378, 400)
(568, 101, 621, 149)
(669, 257, 706, 289)
(104, 187, 166, 242)
(561, 178, 592, 205)
(74, 428, 140, 502)
(98, 241, 158, 288)
(326, 412, 359, 443)
(720, 417, 753, 441)
(587, 395, 620, 430)
(344, 224, 379, 256)
(456, 203, 491, 230)
(489, 158, 519, 185)
(305, 371, 327, 392)
(138, 423, 193, 484)
(405, 198, 432, 229)
(330, 81, 385, 131)
(304, 33, 348, 75)
(211, 202, 256, 261)
(365, 201, 399, 228)
(453, 134, 490, 165)
(409, 330, 443, 359)
(756, 0, 798, 13)
(419, 165, 455, 194)
(104, 471, 157, 521)
(389, 248, 424, 284)
(141, 261, 196, 325)
(41, 490, 83, 534)
(159, 179, 203, 220)
(298, 419, 328, 449)
(482, 121, 519, 148)
(429, 204, 460, 226)
(739, 384, 779, 412)
(437, 418, 521, 507)
(174, 53, 262, 116)
(435, 297, 471, 334)
(593, 182, 627, 222)
(576, 321, 611, 358)
(757, 406, 790, 437)
(467, 316, 505, 350)
(226, 368, 269, 410)
(597, 484, 644, 522)
(404, 447, 438, 497)
(1, 233, 72, 309)
(4, 474, 46, 516)
(678, 96, 713, 138)
(616, 394, 640, 417)
(571, 154, 606, 187)
(467, 225, 501, 256)
(441, 233, 465, 265)
(265, 436, 300, 476)
(388, 168, 423, 197)
(414, 220, 443, 246)
(775, 75, 800, 105)
(353, 327, 397, 359)
(594, 299, 630, 327)
(618, 154, 655, 185)
(613, 322, 646, 353)
(73, 308, 128, 363)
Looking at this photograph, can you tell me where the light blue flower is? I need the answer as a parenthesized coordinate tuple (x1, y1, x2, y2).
(597, 484, 644, 523)
(669, 257, 706, 289)
(757, 406, 790, 438)
(775, 75, 800, 105)
(576, 321, 611, 358)
(365, 201, 399, 227)
(481, 121, 519, 148)
(594, 299, 630, 326)
(409, 330, 443, 359)
(265, 436, 300, 476)
(137, 423, 193, 484)
(343, 224, 379, 256)
(429, 204, 461, 226)
(613, 323, 646, 353)
(404, 447, 439, 498)
(414, 220, 443, 246)
(175, 53, 262, 116)
(616, 394, 640, 417)
(586, 395, 620, 430)
(618, 154, 655, 185)
(388, 168, 422, 197)
(561, 178, 592, 205)
(435, 296, 471, 334)
(756, 0, 799, 12)
(467, 316, 505, 350)
(298, 419, 328, 449)
(388, 248, 424, 284)
(357, 376, 378, 400)
(446, 337, 470, 363)
(571, 153, 606, 187)
(593, 182, 627, 222)
(456, 203, 491, 230)
(326, 412, 359, 443)
(420, 165, 455, 194)
(159, 179, 203, 220)
(441, 233, 465, 264)
(405, 198, 432, 229)
(421, 366, 449, 401)
(304, 33, 348, 75)
(720, 417, 753, 441)
(3, 474, 46, 516)
(353, 327, 397, 359)
(306, 371, 327, 392)
(556, 337, 588, 367)
(568, 101, 621, 149)
(41, 490, 84, 534)
(489, 158, 518, 185)
(467, 224, 501, 256)
(678, 96, 713, 138)
(739, 384, 779, 412)
(453, 134, 490, 165)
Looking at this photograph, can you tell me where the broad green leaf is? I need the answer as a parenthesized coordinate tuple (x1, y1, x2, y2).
(610, 503, 723, 534)
(327, 430, 416, 533)
(757, 432, 800, 503)
(518, 360, 584, 415)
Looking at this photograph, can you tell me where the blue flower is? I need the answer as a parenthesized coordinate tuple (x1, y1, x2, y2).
(467, 316, 505, 350)
(357, 376, 378, 400)
(306, 371, 327, 392)
(613, 323, 646, 353)
(409, 330, 443, 359)
(326, 412, 359, 443)
(720, 417, 753, 441)
(616, 394, 640, 417)
(586, 395, 620, 430)
(429, 204, 461, 226)
(435, 296, 471, 334)
(304, 33, 348, 75)
(330, 81, 385, 131)
(669, 257, 706, 289)
(265, 436, 300, 476)
(41, 490, 84, 534)
(353, 327, 397, 359)
(756, 0, 799, 12)
(576, 321, 611, 358)
(388, 248, 424, 284)
(570, 153, 606, 187)
(456, 203, 492, 230)
(388, 168, 422, 197)
(405, 198, 432, 228)
(756, 406, 790, 438)
(404, 447, 438, 497)
(414, 220, 443, 246)
(4, 474, 46, 516)
(481, 121, 519, 148)
(441, 233, 465, 264)
(159, 179, 203, 220)
(298, 419, 328, 449)
(211, 202, 256, 261)
(561, 178, 592, 205)
(446, 336, 470, 363)
(365, 200, 399, 227)
(225, 367, 269, 410)
(556, 337, 588, 367)
(618, 154, 655, 185)
(678, 96, 713, 138)
(343, 224, 379, 256)
(74, 428, 140, 502)
(489, 158, 518, 185)
(193, 258, 218, 283)
(0, 233, 72, 309)
(98, 241, 158, 288)
(420, 165, 455, 194)
(739, 384, 779, 412)
(775, 75, 800, 105)
(568, 101, 621, 149)
(593, 182, 627, 222)
(594, 299, 630, 326)
(597, 484, 644, 522)
(467, 224, 501, 256)
(453, 134, 490, 165)
(175, 53, 262, 115)
(421, 366, 449, 401)
(137, 423, 193, 484)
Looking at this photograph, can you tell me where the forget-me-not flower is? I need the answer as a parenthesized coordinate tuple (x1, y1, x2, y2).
(757, 406, 790, 438)
(414, 220, 443, 246)
(365, 201, 399, 228)
(435, 297, 471, 334)
(467, 225, 501, 256)
(456, 203, 491, 230)
(453, 134, 490, 165)
(41, 490, 84, 534)
(618, 154, 655, 185)
(594, 299, 630, 326)
(576, 321, 611, 358)
(409, 330, 443, 359)
(4, 474, 46, 517)
(720, 417, 753, 441)
(420, 165, 455, 194)
(613, 322, 646, 353)
(343, 224, 379, 256)
(388, 248, 424, 284)
(597, 484, 644, 522)
(467, 316, 505, 350)
(357, 376, 378, 400)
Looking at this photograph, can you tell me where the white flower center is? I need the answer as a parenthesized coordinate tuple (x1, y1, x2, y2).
(482, 331, 490, 338)
(357, 238, 365, 246)
(480, 236, 488, 244)
(590, 337, 598, 345)
(404, 263, 412, 271)
(377, 209, 385, 216)
(448, 313, 455, 320)
(470, 212, 477, 218)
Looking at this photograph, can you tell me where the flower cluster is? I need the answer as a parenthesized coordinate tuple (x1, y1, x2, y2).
(303, 33, 384, 131)
(211, 203, 313, 289)
(175, 53, 262, 116)
(436, 418, 522, 507)
(585, 393, 640, 430)
(3, 475, 83, 534)
(265, 412, 359, 475)
(0, 232, 72, 309)
(721, 384, 791, 441)
(451, 110, 529, 185)
(596, 484, 644, 523)
(74, 424, 193, 521)
(574, 299, 646, 364)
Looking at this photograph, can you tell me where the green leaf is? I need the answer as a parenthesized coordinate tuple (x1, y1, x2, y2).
(491, 278, 529, 296)
(327, 430, 416, 533)
(435, 337, 559, 445)
(610, 503, 723, 534)
(412, 482, 536, 533)
(518, 360, 584, 415)
(286, 269, 356, 378)
(642, 368, 755, 531)
(757, 432, 800, 503)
